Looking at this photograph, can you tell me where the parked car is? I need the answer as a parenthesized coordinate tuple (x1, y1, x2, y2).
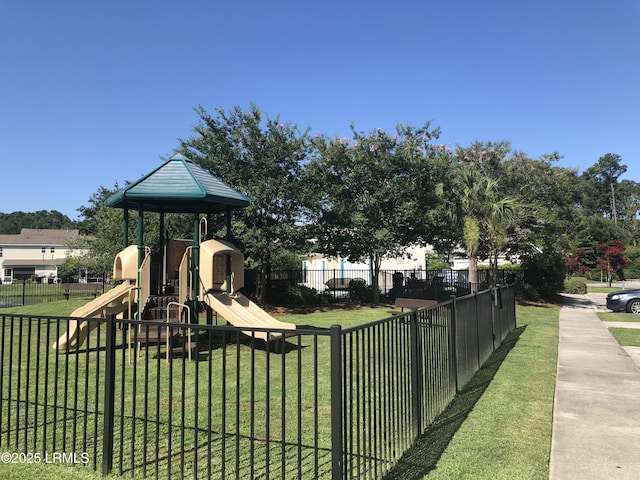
(606, 289, 640, 313)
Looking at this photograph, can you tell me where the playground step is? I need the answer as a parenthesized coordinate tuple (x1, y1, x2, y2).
(137, 321, 181, 343)
(144, 295, 181, 321)
(144, 307, 163, 320)
(147, 295, 179, 309)
(137, 294, 193, 357)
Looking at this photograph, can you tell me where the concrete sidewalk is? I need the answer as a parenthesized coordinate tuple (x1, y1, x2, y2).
(549, 294, 640, 479)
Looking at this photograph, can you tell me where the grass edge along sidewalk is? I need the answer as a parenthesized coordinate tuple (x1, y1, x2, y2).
(386, 304, 559, 480)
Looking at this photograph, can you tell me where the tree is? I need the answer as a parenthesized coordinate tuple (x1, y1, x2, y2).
(501, 152, 584, 256)
(623, 245, 640, 279)
(60, 234, 102, 281)
(76, 184, 133, 276)
(307, 122, 448, 302)
(76, 185, 123, 235)
(580, 153, 627, 222)
(177, 104, 314, 303)
(520, 250, 567, 299)
(576, 215, 627, 248)
(450, 143, 518, 292)
(596, 240, 629, 286)
(0, 210, 77, 234)
(563, 248, 591, 278)
(615, 179, 640, 247)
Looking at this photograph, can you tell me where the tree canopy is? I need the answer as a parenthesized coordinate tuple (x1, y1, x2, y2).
(13, 103, 639, 302)
(176, 104, 315, 302)
(0, 210, 77, 234)
(307, 122, 449, 301)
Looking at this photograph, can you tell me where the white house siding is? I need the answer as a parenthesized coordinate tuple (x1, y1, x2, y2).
(300, 245, 511, 293)
(300, 245, 440, 293)
(0, 229, 81, 284)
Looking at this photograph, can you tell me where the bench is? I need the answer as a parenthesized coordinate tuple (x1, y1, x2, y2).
(325, 277, 366, 291)
(388, 297, 437, 315)
(62, 283, 103, 300)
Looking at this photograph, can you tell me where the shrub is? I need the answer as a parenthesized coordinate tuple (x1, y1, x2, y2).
(349, 278, 373, 302)
(521, 250, 566, 300)
(564, 277, 587, 294)
(624, 245, 640, 279)
(267, 284, 321, 306)
(516, 282, 540, 301)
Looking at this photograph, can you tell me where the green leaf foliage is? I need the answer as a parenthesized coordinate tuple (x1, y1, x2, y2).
(177, 104, 315, 302)
(306, 122, 449, 301)
(0, 210, 76, 233)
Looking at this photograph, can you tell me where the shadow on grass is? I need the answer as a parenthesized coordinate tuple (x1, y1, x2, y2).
(383, 325, 527, 480)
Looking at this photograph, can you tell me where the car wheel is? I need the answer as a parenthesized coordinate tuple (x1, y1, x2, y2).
(626, 299, 640, 314)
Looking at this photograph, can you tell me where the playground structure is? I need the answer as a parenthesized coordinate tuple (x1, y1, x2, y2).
(54, 154, 296, 351)
(198, 239, 295, 341)
(53, 245, 140, 350)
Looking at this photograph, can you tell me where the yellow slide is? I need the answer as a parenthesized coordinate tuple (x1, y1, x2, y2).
(204, 292, 296, 342)
(53, 281, 136, 350)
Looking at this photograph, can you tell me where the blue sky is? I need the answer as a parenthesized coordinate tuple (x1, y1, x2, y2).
(1, 1, 638, 220)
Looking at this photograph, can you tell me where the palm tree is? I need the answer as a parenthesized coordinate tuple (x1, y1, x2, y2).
(452, 166, 517, 292)
(485, 187, 518, 286)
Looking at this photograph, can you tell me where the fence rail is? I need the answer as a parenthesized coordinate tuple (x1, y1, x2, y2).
(0, 269, 518, 308)
(267, 267, 517, 303)
(0, 285, 516, 479)
(0, 278, 106, 308)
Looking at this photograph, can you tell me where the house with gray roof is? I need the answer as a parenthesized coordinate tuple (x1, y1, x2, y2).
(0, 228, 82, 284)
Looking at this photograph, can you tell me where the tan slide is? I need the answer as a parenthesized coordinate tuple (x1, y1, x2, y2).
(53, 281, 135, 350)
(204, 292, 295, 342)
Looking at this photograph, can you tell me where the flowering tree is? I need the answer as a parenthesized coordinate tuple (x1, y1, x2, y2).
(596, 240, 629, 286)
(563, 248, 591, 278)
(307, 122, 449, 302)
(450, 142, 518, 292)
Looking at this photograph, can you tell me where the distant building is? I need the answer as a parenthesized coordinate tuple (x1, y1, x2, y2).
(300, 245, 512, 293)
(300, 245, 463, 292)
(0, 229, 82, 284)
(301, 245, 469, 273)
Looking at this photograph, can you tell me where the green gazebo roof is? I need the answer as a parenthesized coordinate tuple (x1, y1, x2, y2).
(105, 154, 250, 214)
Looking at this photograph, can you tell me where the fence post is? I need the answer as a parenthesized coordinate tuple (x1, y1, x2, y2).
(102, 314, 117, 476)
(409, 310, 423, 436)
(510, 284, 517, 330)
(448, 295, 459, 393)
(491, 286, 498, 350)
(22, 279, 26, 306)
(329, 324, 343, 479)
(475, 291, 482, 369)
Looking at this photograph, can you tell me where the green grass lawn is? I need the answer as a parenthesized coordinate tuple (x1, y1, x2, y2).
(586, 285, 618, 294)
(387, 304, 559, 480)
(598, 307, 640, 346)
(598, 311, 640, 322)
(608, 328, 640, 346)
(1, 300, 558, 480)
(1, 301, 391, 480)
(0, 296, 122, 480)
(1, 298, 94, 316)
(0, 283, 110, 308)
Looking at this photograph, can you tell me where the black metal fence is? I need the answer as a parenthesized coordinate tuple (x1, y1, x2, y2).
(0, 285, 516, 479)
(0, 278, 107, 308)
(0, 269, 518, 308)
(266, 268, 517, 304)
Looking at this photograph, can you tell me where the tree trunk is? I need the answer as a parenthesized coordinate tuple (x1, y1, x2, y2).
(490, 249, 499, 286)
(256, 264, 268, 304)
(468, 251, 479, 294)
(371, 255, 381, 303)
